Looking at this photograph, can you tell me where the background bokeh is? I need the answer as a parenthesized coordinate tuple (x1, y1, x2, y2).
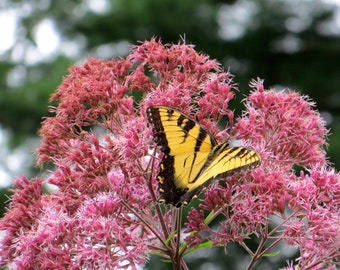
(1, 0, 339, 269)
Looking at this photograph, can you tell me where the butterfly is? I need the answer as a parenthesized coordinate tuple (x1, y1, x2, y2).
(146, 106, 261, 207)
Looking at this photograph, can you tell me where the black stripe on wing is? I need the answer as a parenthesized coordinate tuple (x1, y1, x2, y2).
(146, 106, 170, 154)
(202, 143, 262, 180)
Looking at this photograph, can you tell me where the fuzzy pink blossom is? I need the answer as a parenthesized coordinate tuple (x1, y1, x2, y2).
(235, 79, 328, 169)
(0, 39, 339, 270)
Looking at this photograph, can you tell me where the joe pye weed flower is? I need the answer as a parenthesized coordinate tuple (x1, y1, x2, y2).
(0, 38, 339, 270)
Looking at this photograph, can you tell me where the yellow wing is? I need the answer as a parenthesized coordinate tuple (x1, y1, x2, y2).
(146, 106, 261, 207)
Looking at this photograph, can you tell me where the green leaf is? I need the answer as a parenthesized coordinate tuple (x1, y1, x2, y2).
(263, 251, 280, 257)
(183, 240, 217, 256)
(203, 210, 215, 224)
(165, 230, 177, 247)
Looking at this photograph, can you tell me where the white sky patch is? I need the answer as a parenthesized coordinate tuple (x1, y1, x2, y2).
(6, 65, 27, 88)
(0, 127, 38, 188)
(92, 40, 131, 58)
(217, 1, 259, 41)
(318, 0, 340, 35)
(0, 9, 17, 53)
(0, 128, 13, 188)
(60, 36, 87, 58)
(217, 0, 340, 41)
(86, 0, 110, 14)
(33, 18, 60, 57)
(0, 169, 12, 188)
(6, 147, 30, 172)
(323, 0, 340, 5)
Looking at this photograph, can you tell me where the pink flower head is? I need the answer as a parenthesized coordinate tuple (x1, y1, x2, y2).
(1, 39, 237, 269)
(0, 39, 338, 270)
(235, 79, 328, 170)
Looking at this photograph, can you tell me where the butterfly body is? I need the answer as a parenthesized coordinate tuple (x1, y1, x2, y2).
(146, 106, 261, 207)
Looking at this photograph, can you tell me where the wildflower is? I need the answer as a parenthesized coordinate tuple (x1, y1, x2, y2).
(0, 39, 338, 270)
(235, 79, 328, 169)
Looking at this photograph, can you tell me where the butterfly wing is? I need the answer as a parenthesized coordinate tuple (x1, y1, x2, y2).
(146, 106, 216, 205)
(180, 142, 261, 205)
(146, 106, 261, 207)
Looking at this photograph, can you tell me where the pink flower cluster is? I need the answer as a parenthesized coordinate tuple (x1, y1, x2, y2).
(0, 39, 338, 270)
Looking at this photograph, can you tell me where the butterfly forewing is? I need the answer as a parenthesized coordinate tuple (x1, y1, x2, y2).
(147, 106, 215, 182)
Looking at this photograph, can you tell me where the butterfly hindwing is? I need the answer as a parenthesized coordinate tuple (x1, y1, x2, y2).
(187, 142, 261, 191)
(178, 142, 262, 205)
(146, 106, 261, 207)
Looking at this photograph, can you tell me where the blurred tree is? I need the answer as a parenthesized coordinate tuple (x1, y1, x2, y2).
(0, 0, 339, 268)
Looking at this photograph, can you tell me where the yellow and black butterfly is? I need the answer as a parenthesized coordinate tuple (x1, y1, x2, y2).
(146, 106, 261, 207)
